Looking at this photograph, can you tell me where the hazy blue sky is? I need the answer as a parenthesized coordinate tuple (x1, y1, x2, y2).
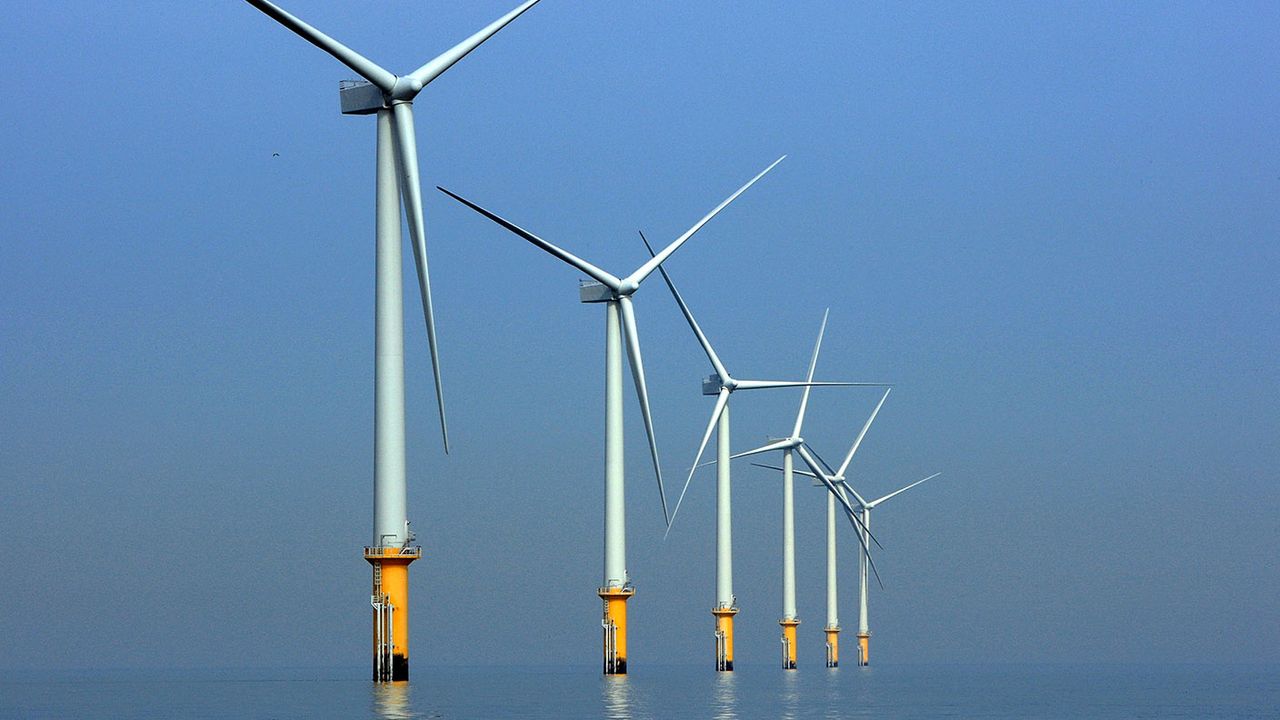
(1, 1, 1277, 671)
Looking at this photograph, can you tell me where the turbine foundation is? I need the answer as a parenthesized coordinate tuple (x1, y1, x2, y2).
(366, 546, 420, 682)
(712, 606, 738, 671)
(780, 618, 800, 669)
(857, 631, 870, 666)
(825, 626, 840, 667)
(599, 586, 634, 674)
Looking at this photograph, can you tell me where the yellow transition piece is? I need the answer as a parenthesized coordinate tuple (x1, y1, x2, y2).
(598, 586, 634, 674)
(780, 618, 800, 669)
(825, 627, 840, 667)
(366, 546, 419, 682)
(712, 607, 738, 671)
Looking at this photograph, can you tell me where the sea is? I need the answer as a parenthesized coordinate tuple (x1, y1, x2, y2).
(2, 663, 1276, 719)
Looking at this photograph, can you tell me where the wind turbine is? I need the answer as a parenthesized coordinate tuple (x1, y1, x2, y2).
(242, 0, 543, 682)
(728, 309, 880, 669)
(845, 472, 941, 665)
(641, 237, 885, 671)
(438, 156, 785, 674)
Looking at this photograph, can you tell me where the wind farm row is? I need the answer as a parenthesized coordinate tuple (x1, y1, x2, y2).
(239, 0, 941, 680)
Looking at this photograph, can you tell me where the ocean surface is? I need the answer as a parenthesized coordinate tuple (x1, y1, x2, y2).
(2, 664, 1276, 719)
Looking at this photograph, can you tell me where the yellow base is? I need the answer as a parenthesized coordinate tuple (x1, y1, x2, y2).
(825, 627, 840, 667)
(599, 586, 634, 674)
(780, 618, 800, 669)
(712, 607, 738, 671)
(365, 546, 420, 682)
(857, 632, 870, 666)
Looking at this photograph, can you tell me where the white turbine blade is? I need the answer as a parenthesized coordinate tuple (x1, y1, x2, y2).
(391, 103, 448, 453)
(837, 478, 870, 509)
(665, 387, 731, 537)
(407, 0, 542, 88)
(639, 231, 730, 382)
(803, 441, 838, 475)
(867, 472, 943, 509)
(733, 379, 889, 391)
(245, 0, 396, 92)
(865, 536, 884, 590)
(618, 296, 669, 526)
(624, 156, 785, 288)
(836, 388, 891, 478)
(728, 437, 794, 461)
(437, 187, 621, 290)
(750, 461, 819, 480)
(791, 308, 829, 438)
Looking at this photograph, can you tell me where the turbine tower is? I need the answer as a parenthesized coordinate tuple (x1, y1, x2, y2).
(242, 0, 543, 682)
(645, 242, 883, 671)
(438, 157, 783, 674)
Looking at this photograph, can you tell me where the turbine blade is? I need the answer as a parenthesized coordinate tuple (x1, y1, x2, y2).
(866, 539, 885, 590)
(838, 478, 870, 509)
(665, 387, 730, 538)
(624, 156, 785, 287)
(245, 0, 396, 92)
(639, 231, 730, 382)
(619, 296, 669, 526)
(837, 388, 891, 478)
(791, 308, 829, 438)
(407, 0, 542, 88)
(803, 441, 837, 475)
(391, 103, 448, 453)
(750, 462, 818, 480)
(437, 187, 621, 290)
(867, 472, 943, 509)
(729, 438, 794, 461)
(732, 379, 890, 391)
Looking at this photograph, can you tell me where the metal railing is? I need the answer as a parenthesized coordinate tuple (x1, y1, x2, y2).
(364, 545, 422, 558)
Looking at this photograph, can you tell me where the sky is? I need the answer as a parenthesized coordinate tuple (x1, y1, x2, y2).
(1, 0, 1277, 671)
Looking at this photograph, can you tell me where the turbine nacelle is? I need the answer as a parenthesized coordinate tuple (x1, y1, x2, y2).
(703, 373, 738, 395)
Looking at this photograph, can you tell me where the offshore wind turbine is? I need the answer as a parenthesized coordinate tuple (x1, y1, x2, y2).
(438, 157, 785, 674)
(642, 237, 884, 671)
(243, 0, 543, 682)
(845, 472, 941, 665)
(729, 309, 878, 669)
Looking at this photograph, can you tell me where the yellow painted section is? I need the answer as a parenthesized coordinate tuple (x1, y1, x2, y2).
(857, 632, 870, 666)
(366, 547, 419, 680)
(780, 619, 800, 669)
(598, 587, 634, 673)
(825, 628, 840, 666)
(712, 607, 738, 669)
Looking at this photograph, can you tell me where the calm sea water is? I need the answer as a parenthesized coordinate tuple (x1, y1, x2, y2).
(2, 664, 1276, 719)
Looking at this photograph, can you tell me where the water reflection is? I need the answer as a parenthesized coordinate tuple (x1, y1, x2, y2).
(712, 671, 738, 720)
(372, 682, 413, 720)
(601, 675, 634, 720)
(823, 666, 847, 720)
(779, 669, 800, 720)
